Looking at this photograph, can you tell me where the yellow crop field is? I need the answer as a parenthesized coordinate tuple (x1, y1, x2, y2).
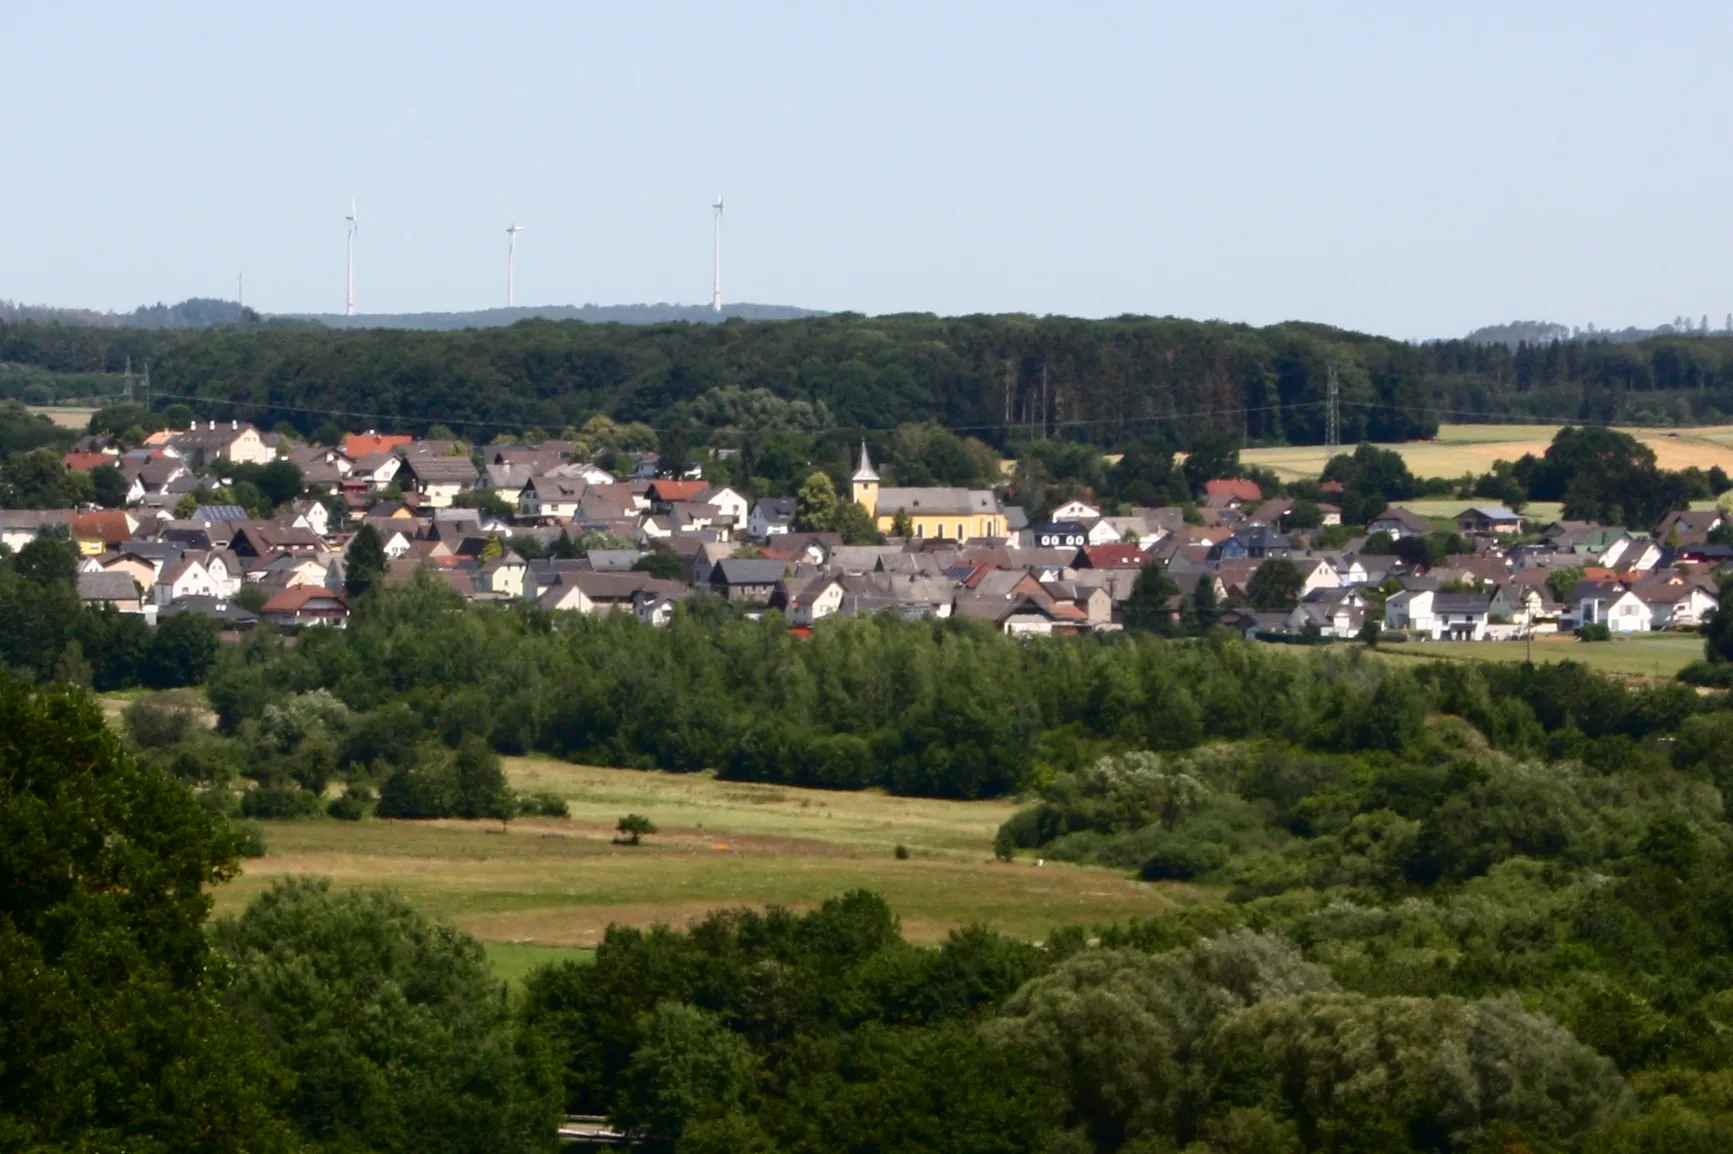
(1240, 423, 1733, 482)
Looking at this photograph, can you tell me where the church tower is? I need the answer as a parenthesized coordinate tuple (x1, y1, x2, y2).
(850, 440, 880, 518)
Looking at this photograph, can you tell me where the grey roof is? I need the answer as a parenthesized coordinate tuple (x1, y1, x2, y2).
(1459, 505, 1521, 521)
(875, 487, 999, 517)
(77, 571, 140, 602)
(753, 497, 798, 519)
(586, 549, 643, 572)
(1432, 592, 1496, 613)
(192, 504, 250, 523)
(712, 558, 789, 585)
(400, 456, 480, 483)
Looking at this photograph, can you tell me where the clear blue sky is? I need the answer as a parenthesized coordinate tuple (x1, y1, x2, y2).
(3, 2, 1729, 337)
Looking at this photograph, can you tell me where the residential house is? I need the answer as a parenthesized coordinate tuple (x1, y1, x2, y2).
(1027, 522, 1088, 550)
(70, 511, 136, 555)
(1076, 543, 1148, 570)
(260, 586, 350, 629)
(697, 485, 750, 529)
(1384, 589, 1502, 640)
(153, 557, 219, 605)
(342, 432, 414, 459)
(230, 521, 323, 558)
(0, 510, 70, 552)
(1367, 507, 1433, 539)
(77, 571, 144, 613)
(395, 454, 478, 508)
(1454, 505, 1524, 536)
(1566, 580, 1651, 633)
(1203, 479, 1263, 509)
(165, 421, 274, 467)
(749, 497, 797, 538)
(708, 558, 788, 603)
(1049, 499, 1102, 523)
(1630, 575, 1720, 630)
(286, 499, 331, 538)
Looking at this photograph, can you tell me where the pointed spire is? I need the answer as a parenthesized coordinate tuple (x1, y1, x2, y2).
(851, 439, 879, 483)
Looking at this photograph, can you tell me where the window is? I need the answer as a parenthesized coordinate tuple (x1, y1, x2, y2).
(957, 523, 965, 540)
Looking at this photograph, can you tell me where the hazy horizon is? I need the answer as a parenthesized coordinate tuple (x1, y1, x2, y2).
(5, 3, 1733, 340)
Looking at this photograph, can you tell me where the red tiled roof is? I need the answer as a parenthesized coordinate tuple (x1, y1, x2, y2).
(647, 480, 708, 502)
(262, 586, 349, 613)
(342, 433, 414, 459)
(1078, 544, 1148, 569)
(62, 452, 115, 472)
(70, 511, 133, 542)
(1204, 478, 1263, 504)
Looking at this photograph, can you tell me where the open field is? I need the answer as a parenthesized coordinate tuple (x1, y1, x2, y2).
(1241, 423, 1733, 482)
(1377, 631, 1704, 679)
(216, 760, 1189, 963)
(25, 404, 98, 429)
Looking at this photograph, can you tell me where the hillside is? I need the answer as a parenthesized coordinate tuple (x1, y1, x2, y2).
(9, 311, 1733, 448)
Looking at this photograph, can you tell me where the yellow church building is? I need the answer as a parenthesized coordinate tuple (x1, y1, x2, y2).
(850, 442, 1007, 542)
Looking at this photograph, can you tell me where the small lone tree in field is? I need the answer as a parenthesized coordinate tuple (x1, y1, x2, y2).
(616, 814, 657, 846)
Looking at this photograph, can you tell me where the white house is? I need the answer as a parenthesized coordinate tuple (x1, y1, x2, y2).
(1084, 520, 1123, 547)
(519, 475, 586, 520)
(1384, 589, 1506, 640)
(749, 498, 797, 538)
(1631, 578, 1720, 630)
(154, 558, 218, 606)
(287, 500, 331, 539)
(164, 421, 274, 467)
(699, 485, 750, 529)
(1569, 582, 1651, 633)
(1050, 499, 1102, 523)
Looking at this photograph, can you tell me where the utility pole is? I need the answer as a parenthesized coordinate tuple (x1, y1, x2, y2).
(1325, 364, 1341, 448)
(124, 356, 133, 405)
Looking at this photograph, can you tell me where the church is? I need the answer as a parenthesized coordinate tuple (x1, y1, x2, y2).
(849, 442, 1008, 543)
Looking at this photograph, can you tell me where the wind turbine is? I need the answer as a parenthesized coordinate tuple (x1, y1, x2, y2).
(711, 194, 724, 312)
(345, 199, 358, 317)
(506, 222, 526, 308)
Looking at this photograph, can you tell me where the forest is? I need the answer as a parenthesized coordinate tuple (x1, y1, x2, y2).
(11, 311, 1733, 450)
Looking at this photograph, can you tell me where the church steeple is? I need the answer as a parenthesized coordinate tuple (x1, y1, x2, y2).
(850, 440, 880, 517)
(851, 440, 879, 483)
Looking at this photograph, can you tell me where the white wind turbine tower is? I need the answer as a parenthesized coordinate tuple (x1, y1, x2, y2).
(711, 194, 724, 312)
(345, 199, 358, 317)
(506, 222, 526, 307)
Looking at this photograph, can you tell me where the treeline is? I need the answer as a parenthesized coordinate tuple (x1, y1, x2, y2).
(179, 576, 1726, 808)
(10, 312, 1733, 450)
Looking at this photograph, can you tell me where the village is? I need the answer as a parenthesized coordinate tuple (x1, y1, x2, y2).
(7, 418, 1725, 643)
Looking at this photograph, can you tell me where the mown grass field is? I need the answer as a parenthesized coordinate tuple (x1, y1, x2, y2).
(217, 760, 1192, 972)
(1376, 631, 1705, 679)
(1240, 423, 1733, 482)
(25, 404, 99, 429)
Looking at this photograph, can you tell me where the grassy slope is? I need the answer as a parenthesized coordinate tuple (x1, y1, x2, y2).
(216, 760, 1190, 963)
(1376, 631, 1704, 678)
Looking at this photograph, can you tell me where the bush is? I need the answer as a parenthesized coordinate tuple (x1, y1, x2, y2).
(241, 785, 323, 820)
(326, 785, 374, 821)
(1577, 623, 1612, 642)
(517, 792, 570, 818)
(233, 819, 268, 857)
(122, 696, 196, 749)
(616, 813, 657, 845)
(894, 844, 910, 860)
(1678, 660, 1733, 688)
(1139, 836, 1229, 881)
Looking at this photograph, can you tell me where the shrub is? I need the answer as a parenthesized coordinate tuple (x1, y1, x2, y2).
(122, 696, 196, 749)
(233, 819, 268, 857)
(326, 785, 373, 821)
(616, 813, 657, 845)
(241, 785, 322, 820)
(1577, 623, 1612, 642)
(895, 844, 910, 860)
(1678, 660, 1733, 688)
(517, 792, 570, 818)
